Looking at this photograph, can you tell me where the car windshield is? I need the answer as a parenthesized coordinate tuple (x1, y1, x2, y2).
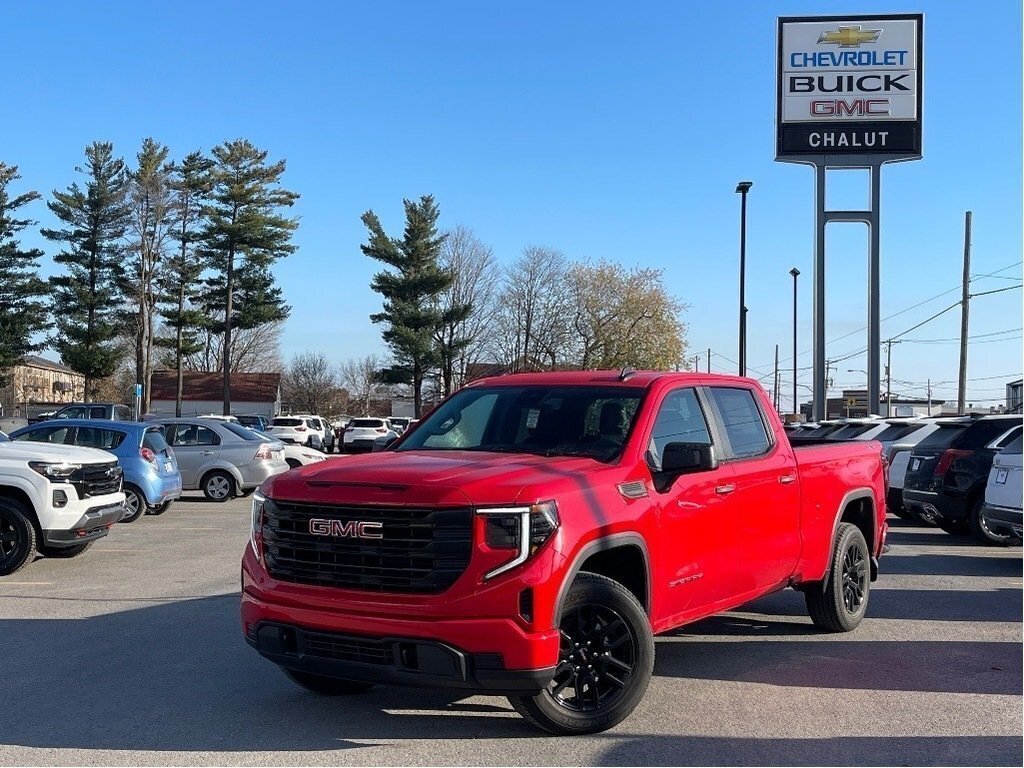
(396, 385, 644, 463)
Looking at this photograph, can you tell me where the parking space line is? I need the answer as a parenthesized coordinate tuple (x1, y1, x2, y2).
(0, 581, 53, 586)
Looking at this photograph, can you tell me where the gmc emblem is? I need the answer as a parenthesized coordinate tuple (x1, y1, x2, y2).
(308, 518, 383, 539)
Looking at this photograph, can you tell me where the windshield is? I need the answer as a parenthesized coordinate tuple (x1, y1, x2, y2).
(397, 385, 644, 462)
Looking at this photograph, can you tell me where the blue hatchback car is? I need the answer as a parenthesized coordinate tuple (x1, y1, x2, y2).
(9, 419, 182, 523)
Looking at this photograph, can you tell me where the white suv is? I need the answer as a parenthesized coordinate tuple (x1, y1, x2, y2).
(267, 416, 324, 449)
(291, 414, 335, 453)
(0, 431, 127, 575)
(343, 418, 397, 453)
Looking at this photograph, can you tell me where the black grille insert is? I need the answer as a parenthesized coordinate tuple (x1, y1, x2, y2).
(262, 500, 473, 593)
(71, 462, 122, 498)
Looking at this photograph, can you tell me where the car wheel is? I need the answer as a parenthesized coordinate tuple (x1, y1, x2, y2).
(147, 500, 172, 516)
(37, 541, 93, 558)
(0, 497, 37, 576)
(805, 522, 870, 632)
(120, 485, 146, 523)
(282, 668, 375, 695)
(969, 497, 1017, 546)
(202, 471, 235, 502)
(507, 572, 654, 735)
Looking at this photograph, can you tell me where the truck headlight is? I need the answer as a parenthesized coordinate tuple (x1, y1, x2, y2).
(28, 461, 80, 480)
(251, 490, 266, 561)
(478, 501, 559, 580)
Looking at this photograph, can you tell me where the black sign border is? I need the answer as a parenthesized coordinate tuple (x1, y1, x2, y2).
(776, 13, 924, 162)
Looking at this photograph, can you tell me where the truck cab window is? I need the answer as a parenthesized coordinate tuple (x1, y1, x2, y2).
(707, 387, 771, 459)
(646, 388, 712, 471)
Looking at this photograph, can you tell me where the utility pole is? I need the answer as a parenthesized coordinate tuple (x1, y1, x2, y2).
(958, 211, 972, 415)
(884, 339, 897, 417)
(736, 181, 753, 376)
(693, 353, 700, 371)
(790, 267, 800, 416)
(927, 378, 932, 416)
(773, 344, 780, 412)
(706, 348, 711, 374)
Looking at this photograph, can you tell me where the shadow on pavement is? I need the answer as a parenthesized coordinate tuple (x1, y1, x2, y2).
(596, 735, 1022, 767)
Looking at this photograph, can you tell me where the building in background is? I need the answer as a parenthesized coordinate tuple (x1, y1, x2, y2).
(1006, 379, 1022, 413)
(148, 371, 282, 419)
(802, 390, 946, 420)
(0, 356, 85, 419)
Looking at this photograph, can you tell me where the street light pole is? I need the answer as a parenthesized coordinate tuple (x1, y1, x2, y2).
(790, 267, 800, 415)
(736, 181, 753, 377)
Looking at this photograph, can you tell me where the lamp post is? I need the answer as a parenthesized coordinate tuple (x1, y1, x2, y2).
(736, 181, 753, 376)
(789, 267, 800, 415)
(847, 368, 868, 417)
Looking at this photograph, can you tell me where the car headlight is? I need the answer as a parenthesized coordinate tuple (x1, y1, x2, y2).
(251, 490, 266, 561)
(477, 501, 559, 580)
(28, 461, 80, 480)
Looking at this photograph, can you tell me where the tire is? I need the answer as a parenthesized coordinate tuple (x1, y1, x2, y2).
(0, 497, 38, 577)
(120, 485, 146, 523)
(147, 500, 172, 516)
(937, 518, 970, 536)
(38, 541, 93, 558)
(969, 497, 1018, 546)
(202, 471, 235, 502)
(286, 458, 301, 469)
(282, 668, 375, 695)
(238, 488, 256, 498)
(805, 522, 870, 632)
(508, 572, 654, 735)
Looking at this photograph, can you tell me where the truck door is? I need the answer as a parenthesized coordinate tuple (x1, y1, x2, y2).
(704, 386, 801, 592)
(646, 387, 743, 620)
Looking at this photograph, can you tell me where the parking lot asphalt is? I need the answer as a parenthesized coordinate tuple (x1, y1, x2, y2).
(0, 495, 1020, 766)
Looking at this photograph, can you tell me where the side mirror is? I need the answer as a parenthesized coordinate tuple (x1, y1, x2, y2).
(661, 442, 719, 474)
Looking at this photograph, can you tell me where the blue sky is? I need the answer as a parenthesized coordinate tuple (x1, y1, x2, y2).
(2, 0, 1021, 410)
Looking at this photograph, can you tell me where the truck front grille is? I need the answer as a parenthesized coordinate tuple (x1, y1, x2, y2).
(71, 462, 123, 498)
(261, 500, 473, 594)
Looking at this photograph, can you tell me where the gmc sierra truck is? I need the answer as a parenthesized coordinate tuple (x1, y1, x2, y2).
(0, 431, 126, 575)
(242, 371, 887, 734)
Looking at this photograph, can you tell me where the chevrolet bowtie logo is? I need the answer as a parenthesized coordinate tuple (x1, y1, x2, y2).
(818, 25, 882, 47)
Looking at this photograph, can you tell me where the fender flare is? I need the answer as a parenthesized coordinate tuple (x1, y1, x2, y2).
(552, 533, 652, 625)
(199, 462, 244, 493)
(820, 488, 877, 589)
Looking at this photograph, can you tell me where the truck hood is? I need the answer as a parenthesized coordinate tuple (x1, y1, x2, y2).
(0, 440, 117, 464)
(264, 449, 607, 507)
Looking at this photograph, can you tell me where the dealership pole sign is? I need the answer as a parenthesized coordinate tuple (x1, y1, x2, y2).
(777, 14, 923, 160)
(775, 13, 922, 422)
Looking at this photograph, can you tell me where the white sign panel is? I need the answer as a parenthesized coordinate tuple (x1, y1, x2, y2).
(776, 14, 923, 159)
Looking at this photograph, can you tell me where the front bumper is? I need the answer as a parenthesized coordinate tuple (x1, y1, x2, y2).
(246, 621, 556, 694)
(981, 504, 1023, 536)
(42, 502, 125, 547)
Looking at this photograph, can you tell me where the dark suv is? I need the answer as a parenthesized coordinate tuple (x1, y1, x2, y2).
(903, 415, 1023, 545)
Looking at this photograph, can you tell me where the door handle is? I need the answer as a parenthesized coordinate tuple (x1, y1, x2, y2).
(779, 474, 796, 485)
(202, 450, 215, 456)
(715, 484, 736, 495)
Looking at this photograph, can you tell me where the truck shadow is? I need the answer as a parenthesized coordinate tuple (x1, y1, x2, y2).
(0, 594, 535, 754)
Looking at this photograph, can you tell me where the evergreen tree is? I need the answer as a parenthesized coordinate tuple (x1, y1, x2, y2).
(361, 195, 453, 417)
(126, 138, 173, 412)
(42, 142, 131, 401)
(0, 163, 49, 387)
(156, 150, 213, 416)
(201, 139, 298, 414)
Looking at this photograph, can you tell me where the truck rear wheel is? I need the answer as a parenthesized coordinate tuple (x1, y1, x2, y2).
(805, 522, 870, 632)
(282, 668, 375, 695)
(0, 497, 38, 576)
(508, 572, 653, 735)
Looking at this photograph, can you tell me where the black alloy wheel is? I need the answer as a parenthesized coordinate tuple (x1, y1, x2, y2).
(0, 498, 37, 576)
(805, 522, 871, 632)
(840, 541, 868, 615)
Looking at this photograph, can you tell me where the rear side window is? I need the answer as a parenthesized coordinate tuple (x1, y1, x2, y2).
(272, 418, 302, 427)
(955, 420, 1022, 450)
(915, 425, 966, 451)
(143, 429, 169, 453)
(707, 387, 771, 459)
(994, 425, 1023, 449)
(88, 406, 107, 419)
(114, 406, 132, 420)
(351, 419, 385, 428)
(1002, 435, 1023, 455)
(170, 424, 220, 446)
(305, 419, 321, 430)
(74, 427, 125, 450)
(56, 406, 86, 419)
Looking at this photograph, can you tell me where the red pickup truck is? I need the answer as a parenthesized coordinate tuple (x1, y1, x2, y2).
(242, 371, 887, 734)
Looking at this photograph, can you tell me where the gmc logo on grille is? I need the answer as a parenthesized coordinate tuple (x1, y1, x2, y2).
(308, 518, 383, 539)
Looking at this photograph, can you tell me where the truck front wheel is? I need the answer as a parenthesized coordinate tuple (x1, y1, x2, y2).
(282, 668, 374, 695)
(0, 497, 38, 576)
(508, 572, 654, 735)
(805, 522, 870, 632)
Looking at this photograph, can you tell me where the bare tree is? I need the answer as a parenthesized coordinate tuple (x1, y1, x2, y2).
(282, 352, 337, 414)
(434, 226, 500, 394)
(490, 246, 571, 371)
(339, 355, 384, 416)
(180, 320, 283, 373)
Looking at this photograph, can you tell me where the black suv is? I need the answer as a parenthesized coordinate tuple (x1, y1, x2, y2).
(903, 415, 1023, 545)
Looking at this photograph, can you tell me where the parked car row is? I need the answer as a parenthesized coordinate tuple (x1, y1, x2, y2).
(789, 414, 1023, 546)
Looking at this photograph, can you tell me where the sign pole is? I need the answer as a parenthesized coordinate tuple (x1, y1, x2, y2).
(813, 164, 827, 421)
(868, 164, 882, 415)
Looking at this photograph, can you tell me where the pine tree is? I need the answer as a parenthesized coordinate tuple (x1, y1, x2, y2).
(201, 139, 298, 414)
(156, 150, 213, 416)
(42, 142, 131, 401)
(0, 162, 49, 387)
(361, 195, 454, 417)
(126, 138, 173, 412)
